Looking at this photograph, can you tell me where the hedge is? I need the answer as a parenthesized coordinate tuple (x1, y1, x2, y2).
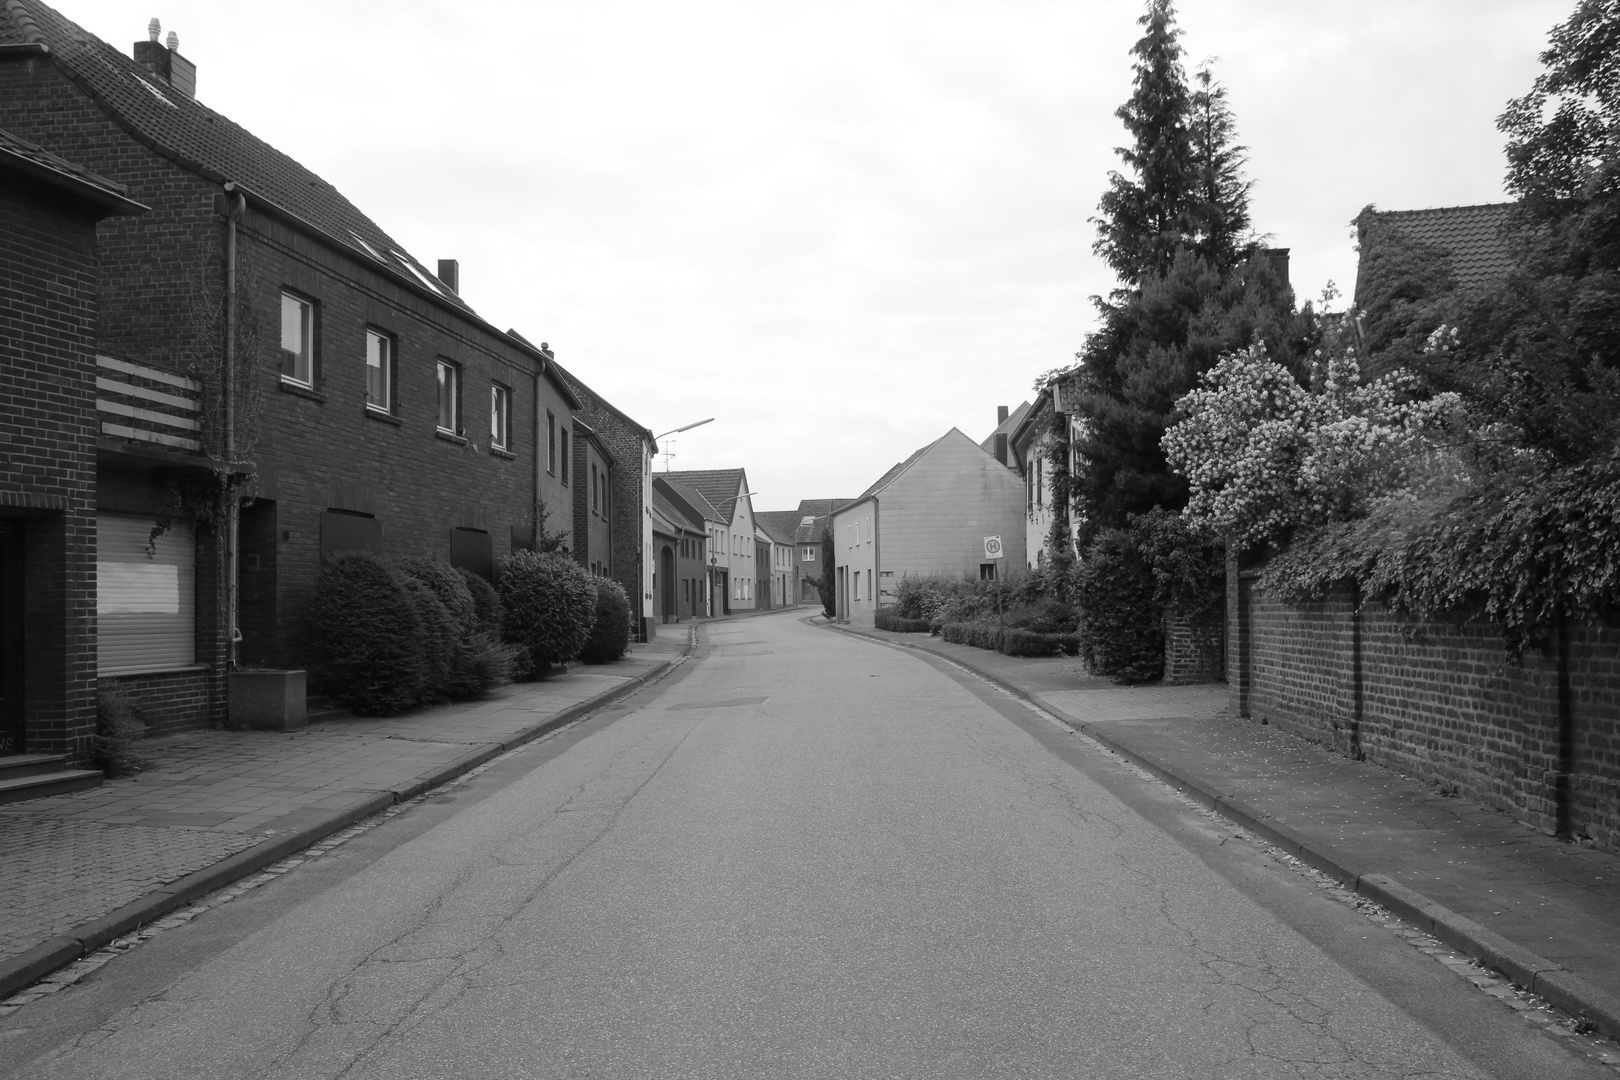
(874, 609, 932, 633)
(309, 552, 425, 715)
(577, 577, 632, 664)
(498, 549, 598, 674)
(939, 622, 1079, 658)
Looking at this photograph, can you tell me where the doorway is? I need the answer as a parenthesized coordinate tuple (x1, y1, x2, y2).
(0, 519, 24, 755)
(660, 545, 676, 623)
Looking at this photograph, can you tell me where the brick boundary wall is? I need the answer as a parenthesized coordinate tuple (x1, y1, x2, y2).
(1163, 607, 1223, 685)
(1229, 558, 1620, 851)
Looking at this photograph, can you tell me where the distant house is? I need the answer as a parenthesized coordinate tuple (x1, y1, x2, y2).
(649, 484, 706, 623)
(753, 518, 797, 610)
(759, 500, 848, 607)
(654, 475, 731, 616)
(1008, 386, 1082, 571)
(663, 469, 759, 614)
(979, 402, 1030, 468)
(831, 429, 1026, 627)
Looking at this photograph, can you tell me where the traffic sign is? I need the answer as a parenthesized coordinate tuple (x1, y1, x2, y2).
(983, 536, 1003, 560)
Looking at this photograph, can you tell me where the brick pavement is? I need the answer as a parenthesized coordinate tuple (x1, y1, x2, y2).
(847, 623, 1620, 1037)
(0, 641, 682, 977)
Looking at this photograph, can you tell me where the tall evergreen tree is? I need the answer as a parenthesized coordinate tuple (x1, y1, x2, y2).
(1071, 0, 1308, 542)
(1092, 0, 1194, 285)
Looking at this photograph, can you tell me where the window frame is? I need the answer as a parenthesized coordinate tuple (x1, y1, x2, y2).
(546, 411, 557, 474)
(490, 381, 511, 450)
(436, 358, 461, 436)
(279, 290, 315, 388)
(559, 429, 570, 486)
(364, 327, 395, 414)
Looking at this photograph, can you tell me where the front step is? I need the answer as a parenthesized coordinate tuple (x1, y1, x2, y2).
(0, 754, 73, 782)
(0, 768, 103, 804)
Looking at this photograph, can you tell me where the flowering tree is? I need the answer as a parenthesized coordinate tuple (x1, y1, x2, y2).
(1162, 331, 1460, 552)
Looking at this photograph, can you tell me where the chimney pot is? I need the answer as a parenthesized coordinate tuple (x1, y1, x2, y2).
(997, 404, 1008, 424)
(166, 30, 178, 51)
(148, 18, 159, 41)
(437, 259, 460, 294)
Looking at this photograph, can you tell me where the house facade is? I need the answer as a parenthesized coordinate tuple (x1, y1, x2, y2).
(653, 476, 727, 617)
(832, 428, 1026, 627)
(0, 127, 147, 767)
(0, 3, 607, 739)
(571, 419, 614, 578)
(1008, 389, 1082, 571)
(649, 484, 706, 623)
(663, 469, 758, 614)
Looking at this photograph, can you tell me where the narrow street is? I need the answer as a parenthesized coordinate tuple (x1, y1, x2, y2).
(1, 612, 1604, 1079)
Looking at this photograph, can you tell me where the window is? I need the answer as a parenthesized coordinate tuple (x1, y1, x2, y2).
(490, 383, 510, 449)
(436, 360, 460, 434)
(853, 571, 861, 601)
(559, 429, 570, 485)
(979, 563, 998, 581)
(802, 545, 814, 561)
(365, 329, 393, 412)
(280, 291, 313, 386)
(591, 464, 600, 513)
(547, 411, 556, 474)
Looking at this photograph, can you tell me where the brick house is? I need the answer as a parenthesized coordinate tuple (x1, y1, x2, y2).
(570, 418, 615, 578)
(549, 359, 659, 638)
(648, 484, 705, 623)
(0, 4, 586, 732)
(653, 475, 730, 617)
(832, 429, 1026, 627)
(0, 126, 146, 779)
(662, 469, 759, 614)
(752, 513, 804, 610)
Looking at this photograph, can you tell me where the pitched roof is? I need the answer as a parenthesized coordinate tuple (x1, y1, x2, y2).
(654, 475, 725, 525)
(650, 485, 702, 533)
(662, 469, 748, 520)
(979, 401, 1031, 455)
(857, 433, 952, 501)
(1355, 203, 1516, 297)
(3, 0, 467, 311)
(0, 125, 146, 214)
(754, 511, 802, 546)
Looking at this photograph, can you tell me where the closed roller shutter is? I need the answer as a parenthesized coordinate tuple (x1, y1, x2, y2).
(98, 512, 196, 675)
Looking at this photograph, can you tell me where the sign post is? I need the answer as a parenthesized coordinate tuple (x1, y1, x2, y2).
(984, 536, 1005, 627)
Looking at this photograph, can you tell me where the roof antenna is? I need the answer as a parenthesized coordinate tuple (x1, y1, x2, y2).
(148, 18, 160, 42)
(166, 30, 178, 51)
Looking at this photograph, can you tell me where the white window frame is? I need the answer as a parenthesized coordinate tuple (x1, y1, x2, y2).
(436, 359, 460, 435)
(280, 291, 313, 387)
(365, 328, 393, 413)
(490, 382, 510, 449)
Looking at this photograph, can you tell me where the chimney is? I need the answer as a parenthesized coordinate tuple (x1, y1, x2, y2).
(132, 18, 196, 99)
(437, 259, 460, 294)
(1262, 247, 1291, 291)
(994, 433, 1008, 467)
(997, 404, 1009, 425)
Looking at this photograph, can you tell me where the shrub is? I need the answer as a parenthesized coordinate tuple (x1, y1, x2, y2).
(1002, 627, 1064, 657)
(1002, 598, 1078, 635)
(399, 575, 461, 703)
(578, 577, 632, 664)
(93, 682, 150, 777)
(466, 630, 522, 692)
(1075, 526, 1163, 683)
(458, 566, 503, 637)
(309, 552, 425, 715)
(498, 550, 598, 675)
(398, 557, 477, 637)
(874, 609, 932, 633)
(940, 622, 1005, 651)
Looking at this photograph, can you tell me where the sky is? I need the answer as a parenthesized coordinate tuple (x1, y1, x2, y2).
(57, 0, 1569, 512)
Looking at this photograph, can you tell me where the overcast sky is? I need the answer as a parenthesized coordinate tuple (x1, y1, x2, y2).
(61, 0, 1566, 511)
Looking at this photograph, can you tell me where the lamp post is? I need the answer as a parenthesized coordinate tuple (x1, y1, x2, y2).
(654, 418, 714, 472)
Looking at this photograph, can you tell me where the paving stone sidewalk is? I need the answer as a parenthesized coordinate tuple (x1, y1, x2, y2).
(849, 624, 1620, 1035)
(0, 638, 685, 981)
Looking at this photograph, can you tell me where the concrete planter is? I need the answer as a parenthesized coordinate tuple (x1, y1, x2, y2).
(228, 669, 307, 732)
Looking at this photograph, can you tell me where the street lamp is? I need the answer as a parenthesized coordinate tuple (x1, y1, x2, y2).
(654, 417, 714, 472)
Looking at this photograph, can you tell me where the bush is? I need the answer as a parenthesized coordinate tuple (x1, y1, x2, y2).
(578, 577, 632, 663)
(1002, 598, 1079, 635)
(498, 550, 598, 675)
(458, 566, 503, 637)
(466, 630, 522, 692)
(400, 575, 466, 703)
(1074, 526, 1163, 683)
(940, 622, 1005, 651)
(93, 682, 150, 777)
(398, 557, 477, 637)
(874, 609, 932, 633)
(399, 557, 488, 700)
(310, 552, 425, 715)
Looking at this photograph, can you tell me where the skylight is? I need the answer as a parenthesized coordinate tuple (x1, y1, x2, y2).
(348, 231, 383, 261)
(391, 252, 443, 295)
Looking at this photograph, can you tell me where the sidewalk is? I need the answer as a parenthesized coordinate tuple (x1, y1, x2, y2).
(0, 635, 688, 998)
(837, 622, 1620, 1041)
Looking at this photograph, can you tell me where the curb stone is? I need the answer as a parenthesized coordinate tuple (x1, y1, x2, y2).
(0, 644, 688, 1001)
(825, 620, 1620, 1043)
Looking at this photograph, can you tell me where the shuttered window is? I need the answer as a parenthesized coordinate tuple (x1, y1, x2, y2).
(98, 512, 196, 675)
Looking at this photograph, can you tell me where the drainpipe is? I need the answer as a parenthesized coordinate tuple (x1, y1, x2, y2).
(222, 184, 246, 669)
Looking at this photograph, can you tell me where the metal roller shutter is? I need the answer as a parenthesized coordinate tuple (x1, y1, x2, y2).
(98, 512, 196, 675)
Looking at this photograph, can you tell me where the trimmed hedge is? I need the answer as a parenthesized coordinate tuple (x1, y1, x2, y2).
(578, 577, 632, 664)
(400, 575, 461, 703)
(310, 552, 425, 715)
(458, 566, 503, 637)
(939, 622, 1080, 658)
(874, 609, 932, 633)
(399, 557, 478, 637)
(498, 550, 598, 674)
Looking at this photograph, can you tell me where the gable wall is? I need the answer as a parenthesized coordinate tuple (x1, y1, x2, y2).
(876, 433, 1026, 591)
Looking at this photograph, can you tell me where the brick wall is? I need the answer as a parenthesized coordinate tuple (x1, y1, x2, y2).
(1234, 563, 1620, 850)
(1163, 606, 1223, 685)
(561, 373, 653, 633)
(0, 159, 104, 763)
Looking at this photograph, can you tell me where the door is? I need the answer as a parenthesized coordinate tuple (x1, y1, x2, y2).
(0, 519, 24, 755)
(660, 546, 676, 623)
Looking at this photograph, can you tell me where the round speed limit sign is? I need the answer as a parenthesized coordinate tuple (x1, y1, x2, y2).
(983, 535, 1003, 559)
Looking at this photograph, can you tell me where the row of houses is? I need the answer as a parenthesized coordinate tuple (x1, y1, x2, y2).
(0, 2, 817, 783)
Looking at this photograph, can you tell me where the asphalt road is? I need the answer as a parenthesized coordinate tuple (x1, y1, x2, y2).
(2, 611, 1607, 1079)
